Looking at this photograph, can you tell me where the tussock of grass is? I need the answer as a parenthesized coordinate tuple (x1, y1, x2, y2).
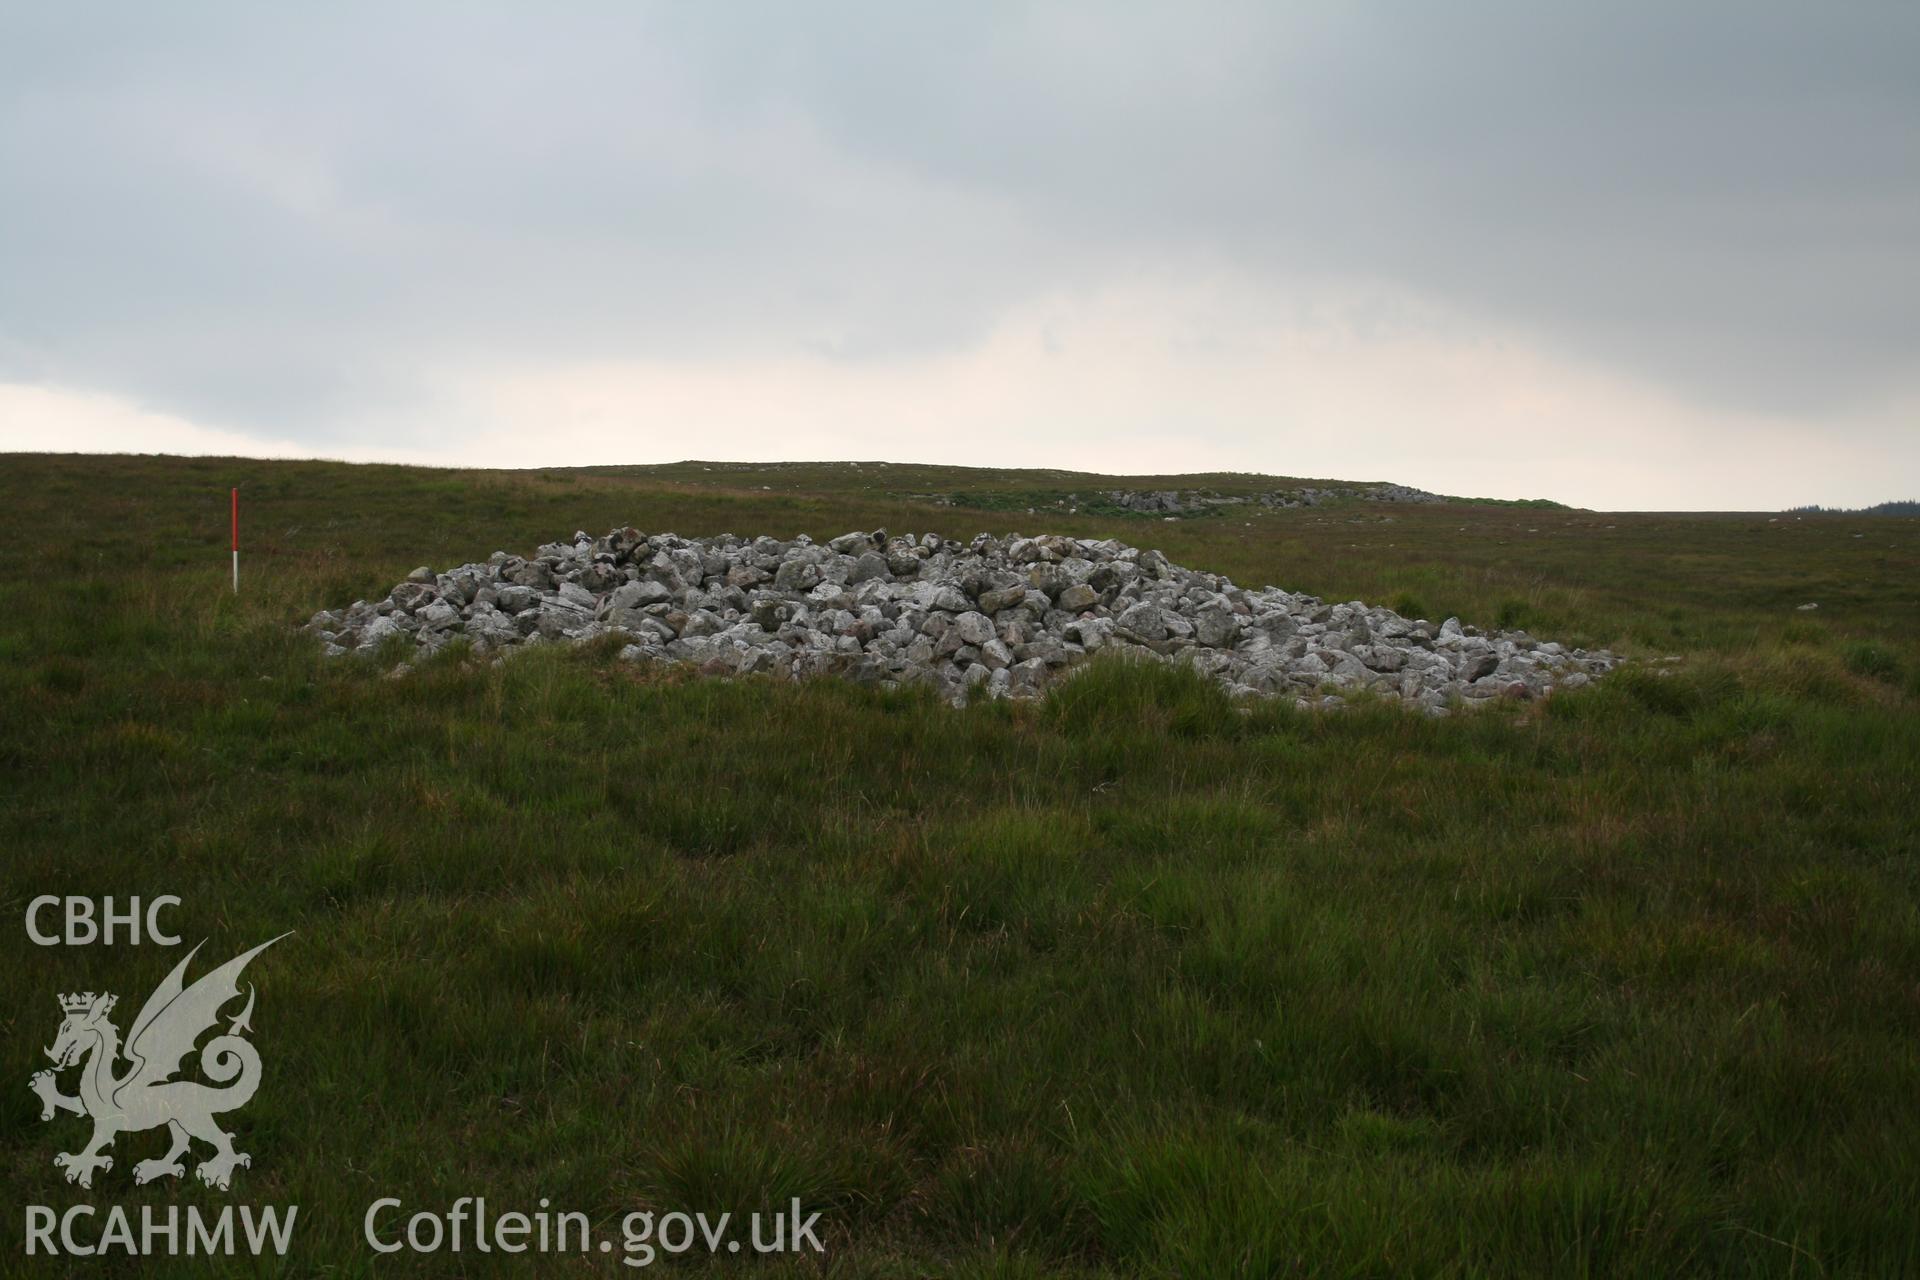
(1043, 654, 1248, 740)
(1845, 639, 1904, 683)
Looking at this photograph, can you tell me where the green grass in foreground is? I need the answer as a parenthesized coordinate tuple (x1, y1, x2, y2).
(2, 453, 1918, 1277)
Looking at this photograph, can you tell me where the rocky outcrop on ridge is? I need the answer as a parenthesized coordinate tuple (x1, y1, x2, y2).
(1098, 484, 1448, 515)
(305, 528, 1617, 711)
(913, 483, 1454, 518)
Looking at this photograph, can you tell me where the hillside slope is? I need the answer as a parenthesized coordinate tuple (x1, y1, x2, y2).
(4, 453, 1918, 1276)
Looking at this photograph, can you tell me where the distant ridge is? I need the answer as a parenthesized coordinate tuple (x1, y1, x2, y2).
(1785, 500, 1920, 516)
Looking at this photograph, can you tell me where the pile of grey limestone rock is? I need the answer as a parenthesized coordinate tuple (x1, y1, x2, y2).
(305, 527, 1617, 711)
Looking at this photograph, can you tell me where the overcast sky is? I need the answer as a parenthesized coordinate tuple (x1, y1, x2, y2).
(2, 3, 1916, 509)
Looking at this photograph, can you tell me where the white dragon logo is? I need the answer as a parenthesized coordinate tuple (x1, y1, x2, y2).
(29, 935, 287, 1191)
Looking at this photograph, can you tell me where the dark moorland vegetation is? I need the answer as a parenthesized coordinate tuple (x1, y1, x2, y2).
(3, 453, 1917, 1276)
(1787, 500, 1920, 517)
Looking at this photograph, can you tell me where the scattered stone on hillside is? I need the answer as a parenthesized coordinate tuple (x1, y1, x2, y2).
(304, 528, 1619, 712)
(918, 483, 1453, 517)
(1098, 483, 1447, 515)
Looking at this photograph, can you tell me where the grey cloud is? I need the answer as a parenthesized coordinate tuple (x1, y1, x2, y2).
(1, 1, 1916, 439)
(670, 2, 1920, 412)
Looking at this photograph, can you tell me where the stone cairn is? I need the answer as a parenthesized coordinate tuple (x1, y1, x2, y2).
(305, 528, 1617, 711)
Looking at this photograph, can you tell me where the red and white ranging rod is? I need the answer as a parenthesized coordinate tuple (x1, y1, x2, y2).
(231, 487, 239, 593)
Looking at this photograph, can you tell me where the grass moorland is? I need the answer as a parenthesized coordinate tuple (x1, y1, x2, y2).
(2, 452, 1918, 1277)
